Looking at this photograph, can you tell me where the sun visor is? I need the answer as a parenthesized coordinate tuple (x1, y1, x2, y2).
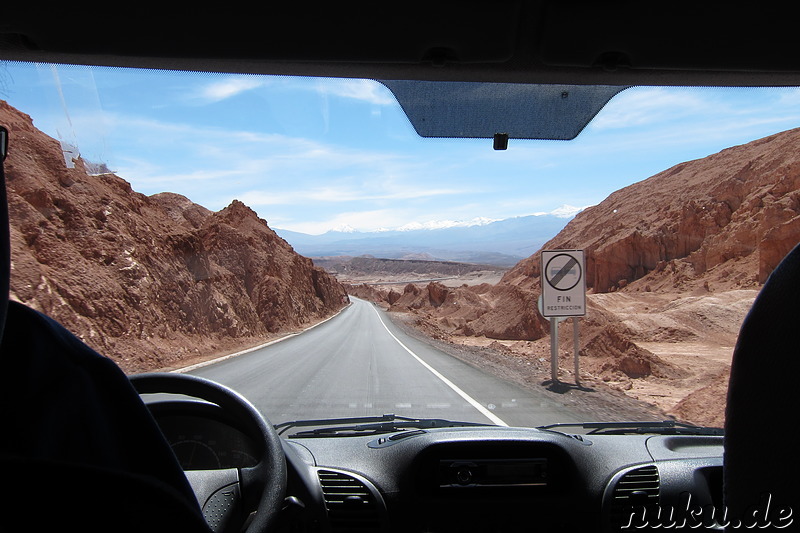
(379, 81, 629, 141)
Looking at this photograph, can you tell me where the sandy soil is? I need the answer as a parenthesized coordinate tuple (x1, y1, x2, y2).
(339, 269, 506, 288)
(587, 289, 755, 421)
(438, 270, 507, 287)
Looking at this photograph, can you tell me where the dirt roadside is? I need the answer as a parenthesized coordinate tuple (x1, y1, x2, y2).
(384, 310, 672, 425)
(357, 278, 755, 428)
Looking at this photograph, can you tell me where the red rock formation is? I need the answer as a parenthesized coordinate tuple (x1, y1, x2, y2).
(504, 128, 800, 293)
(345, 124, 800, 426)
(2, 100, 347, 373)
(385, 128, 800, 359)
(387, 280, 549, 341)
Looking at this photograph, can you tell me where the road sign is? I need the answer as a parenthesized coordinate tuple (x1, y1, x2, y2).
(541, 249, 586, 317)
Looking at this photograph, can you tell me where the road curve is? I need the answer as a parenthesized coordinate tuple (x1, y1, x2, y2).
(186, 297, 590, 428)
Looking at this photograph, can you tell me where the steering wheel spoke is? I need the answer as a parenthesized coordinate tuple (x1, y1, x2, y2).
(185, 469, 242, 533)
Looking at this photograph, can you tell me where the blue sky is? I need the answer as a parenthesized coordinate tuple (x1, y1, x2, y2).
(3, 62, 800, 234)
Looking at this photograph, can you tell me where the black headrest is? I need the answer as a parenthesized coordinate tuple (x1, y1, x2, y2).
(725, 240, 800, 529)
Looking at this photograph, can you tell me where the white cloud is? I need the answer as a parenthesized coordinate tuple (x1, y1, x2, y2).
(237, 185, 465, 206)
(236, 190, 304, 206)
(195, 77, 266, 103)
(590, 88, 710, 130)
(284, 209, 413, 234)
(529, 205, 591, 218)
(317, 79, 396, 106)
(777, 87, 800, 107)
(117, 159, 247, 185)
(547, 204, 590, 218)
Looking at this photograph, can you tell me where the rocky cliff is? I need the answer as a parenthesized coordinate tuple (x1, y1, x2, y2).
(388, 128, 800, 342)
(374, 128, 800, 425)
(502, 127, 800, 293)
(1, 100, 348, 373)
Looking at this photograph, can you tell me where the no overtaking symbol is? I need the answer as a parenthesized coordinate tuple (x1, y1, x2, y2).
(545, 254, 581, 291)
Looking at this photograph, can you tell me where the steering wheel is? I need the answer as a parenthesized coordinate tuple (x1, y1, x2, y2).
(130, 373, 287, 533)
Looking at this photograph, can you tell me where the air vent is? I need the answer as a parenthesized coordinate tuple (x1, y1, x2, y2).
(608, 465, 660, 530)
(318, 470, 381, 532)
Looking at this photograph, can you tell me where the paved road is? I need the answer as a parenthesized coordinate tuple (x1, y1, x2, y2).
(185, 297, 589, 428)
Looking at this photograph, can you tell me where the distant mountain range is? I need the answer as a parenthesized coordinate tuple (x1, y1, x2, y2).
(275, 212, 578, 266)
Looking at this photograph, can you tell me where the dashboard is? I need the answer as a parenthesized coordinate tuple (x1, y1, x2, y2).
(147, 400, 724, 532)
(148, 401, 261, 470)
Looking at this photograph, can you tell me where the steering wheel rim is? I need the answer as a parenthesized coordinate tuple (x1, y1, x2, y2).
(130, 372, 287, 533)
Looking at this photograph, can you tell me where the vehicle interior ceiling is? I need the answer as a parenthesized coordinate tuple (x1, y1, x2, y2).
(1, 1, 799, 530)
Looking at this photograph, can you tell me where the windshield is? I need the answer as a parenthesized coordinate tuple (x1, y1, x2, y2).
(3, 62, 795, 431)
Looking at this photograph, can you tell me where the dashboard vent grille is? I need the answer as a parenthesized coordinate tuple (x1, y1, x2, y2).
(609, 465, 660, 530)
(318, 470, 381, 532)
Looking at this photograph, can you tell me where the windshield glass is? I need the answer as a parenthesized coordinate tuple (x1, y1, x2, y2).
(3, 62, 796, 431)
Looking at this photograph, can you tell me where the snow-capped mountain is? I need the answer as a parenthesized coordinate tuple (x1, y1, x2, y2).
(275, 209, 583, 266)
(329, 224, 358, 233)
(395, 217, 499, 232)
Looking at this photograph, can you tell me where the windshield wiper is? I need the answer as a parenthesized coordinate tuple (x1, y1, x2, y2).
(275, 413, 493, 438)
(536, 420, 723, 436)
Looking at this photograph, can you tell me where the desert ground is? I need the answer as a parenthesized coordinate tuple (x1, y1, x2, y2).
(336, 269, 507, 288)
(345, 269, 754, 427)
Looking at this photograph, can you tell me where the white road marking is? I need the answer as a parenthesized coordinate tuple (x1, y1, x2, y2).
(370, 304, 508, 427)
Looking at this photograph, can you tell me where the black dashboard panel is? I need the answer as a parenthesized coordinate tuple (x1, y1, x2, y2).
(403, 441, 588, 531)
(148, 401, 725, 532)
(288, 428, 724, 532)
(436, 457, 549, 488)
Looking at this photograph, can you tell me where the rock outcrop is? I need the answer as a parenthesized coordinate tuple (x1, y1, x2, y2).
(503, 128, 800, 293)
(2, 100, 348, 373)
(384, 127, 800, 345)
(387, 281, 549, 341)
(365, 127, 800, 425)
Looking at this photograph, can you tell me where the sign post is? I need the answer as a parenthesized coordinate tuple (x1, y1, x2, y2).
(573, 317, 580, 386)
(540, 250, 586, 384)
